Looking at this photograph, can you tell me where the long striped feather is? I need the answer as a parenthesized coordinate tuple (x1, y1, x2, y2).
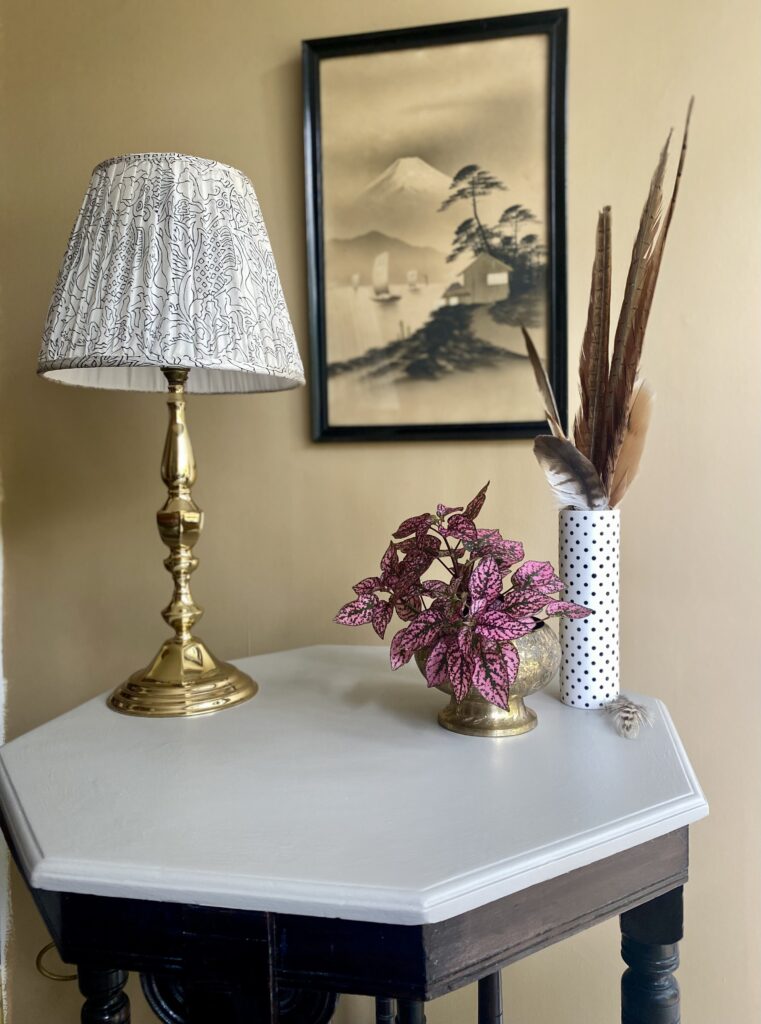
(522, 327, 565, 439)
(602, 101, 692, 488)
(574, 206, 612, 470)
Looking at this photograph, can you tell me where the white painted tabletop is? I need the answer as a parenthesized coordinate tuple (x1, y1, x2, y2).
(0, 645, 707, 925)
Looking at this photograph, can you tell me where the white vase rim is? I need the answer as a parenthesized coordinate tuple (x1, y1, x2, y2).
(558, 508, 620, 516)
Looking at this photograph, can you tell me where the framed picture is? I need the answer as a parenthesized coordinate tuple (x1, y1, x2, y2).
(303, 9, 567, 442)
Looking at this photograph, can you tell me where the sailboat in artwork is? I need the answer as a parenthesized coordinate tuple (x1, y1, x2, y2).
(407, 268, 420, 292)
(370, 252, 401, 303)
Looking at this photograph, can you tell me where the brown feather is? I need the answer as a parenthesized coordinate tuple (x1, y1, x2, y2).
(601, 136, 669, 489)
(609, 381, 654, 507)
(607, 135, 670, 392)
(522, 326, 565, 439)
(533, 436, 609, 511)
(574, 206, 612, 469)
(603, 101, 692, 488)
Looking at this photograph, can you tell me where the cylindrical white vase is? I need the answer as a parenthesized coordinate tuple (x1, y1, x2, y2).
(558, 509, 620, 708)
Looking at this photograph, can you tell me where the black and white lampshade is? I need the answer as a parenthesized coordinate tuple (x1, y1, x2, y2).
(38, 153, 305, 393)
(558, 509, 620, 709)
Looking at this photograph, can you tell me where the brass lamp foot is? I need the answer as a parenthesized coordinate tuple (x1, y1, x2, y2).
(108, 637, 257, 718)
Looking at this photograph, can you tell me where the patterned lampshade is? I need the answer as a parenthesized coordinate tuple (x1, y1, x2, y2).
(39, 153, 305, 393)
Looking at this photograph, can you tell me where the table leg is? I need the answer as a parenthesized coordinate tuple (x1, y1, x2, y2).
(478, 972, 503, 1024)
(396, 999, 426, 1024)
(620, 886, 683, 1024)
(376, 997, 396, 1024)
(78, 966, 130, 1024)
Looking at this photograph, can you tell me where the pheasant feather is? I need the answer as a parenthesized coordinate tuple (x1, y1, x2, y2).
(533, 436, 608, 511)
(609, 381, 654, 508)
(522, 327, 565, 439)
(526, 103, 691, 510)
(574, 206, 612, 468)
(603, 102, 693, 489)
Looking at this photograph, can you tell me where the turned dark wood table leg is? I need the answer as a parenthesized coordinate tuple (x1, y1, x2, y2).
(396, 999, 426, 1024)
(478, 972, 503, 1024)
(78, 966, 130, 1024)
(621, 886, 683, 1024)
(376, 997, 396, 1024)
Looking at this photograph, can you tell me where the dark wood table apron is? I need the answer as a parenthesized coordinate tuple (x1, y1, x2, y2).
(7, 825, 688, 1024)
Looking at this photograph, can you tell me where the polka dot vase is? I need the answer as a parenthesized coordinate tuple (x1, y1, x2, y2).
(558, 509, 620, 709)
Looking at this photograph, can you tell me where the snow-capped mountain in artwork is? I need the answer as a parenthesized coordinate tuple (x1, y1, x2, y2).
(332, 157, 462, 251)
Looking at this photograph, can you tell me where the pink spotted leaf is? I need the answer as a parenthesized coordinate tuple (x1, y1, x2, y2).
(464, 482, 489, 521)
(545, 601, 593, 619)
(398, 533, 440, 555)
(491, 539, 525, 570)
(470, 645, 510, 709)
(469, 556, 502, 604)
(443, 514, 478, 543)
(422, 579, 449, 596)
(393, 513, 433, 540)
(502, 586, 555, 617)
(447, 641, 472, 702)
(474, 609, 534, 642)
(393, 593, 423, 622)
(512, 560, 564, 594)
(381, 542, 400, 577)
(334, 594, 380, 627)
(424, 637, 451, 688)
(500, 642, 521, 684)
(389, 627, 414, 670)
(353, 576, 382, 595)
(475, 530, 525, 569)
(371, 600, 394, 639)
(402, 610, 446, 655)
(399, 544, 437, 577)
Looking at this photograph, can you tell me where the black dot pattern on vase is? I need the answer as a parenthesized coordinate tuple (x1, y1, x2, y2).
(559, 510, 620, 709)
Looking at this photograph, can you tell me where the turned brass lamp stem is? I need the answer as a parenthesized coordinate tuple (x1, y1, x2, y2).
(159, 368, 203, 645)
(107, 368, 257, 718)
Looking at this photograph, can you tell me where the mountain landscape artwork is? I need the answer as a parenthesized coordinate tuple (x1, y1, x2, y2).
(304, 12, 567, 440)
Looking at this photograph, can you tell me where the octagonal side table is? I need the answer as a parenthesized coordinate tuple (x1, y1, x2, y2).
(0, 645, 707, 1023)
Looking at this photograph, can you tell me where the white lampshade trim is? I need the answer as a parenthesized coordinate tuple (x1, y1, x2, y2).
(39, 153, 305, 394)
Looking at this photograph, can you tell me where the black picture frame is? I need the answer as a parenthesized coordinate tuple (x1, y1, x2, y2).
(303, 9, 568, 443)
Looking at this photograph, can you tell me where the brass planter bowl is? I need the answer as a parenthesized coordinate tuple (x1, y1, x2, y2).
(416, 624, 561, 738)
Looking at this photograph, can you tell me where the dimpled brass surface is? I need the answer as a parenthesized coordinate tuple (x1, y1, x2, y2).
(418, 624, 561, 737)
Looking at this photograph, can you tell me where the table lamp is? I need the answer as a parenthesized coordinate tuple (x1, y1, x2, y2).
(38, 153, 305, 719)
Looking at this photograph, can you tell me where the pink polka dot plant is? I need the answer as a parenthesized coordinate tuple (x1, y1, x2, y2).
(335, 483, 591, 709)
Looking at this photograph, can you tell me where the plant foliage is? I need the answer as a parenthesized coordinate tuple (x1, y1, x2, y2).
(335, 484, 591, 708)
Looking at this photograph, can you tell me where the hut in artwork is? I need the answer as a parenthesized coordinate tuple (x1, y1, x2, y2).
(461, 253, 512, 303)
(441, 253, 512, 307)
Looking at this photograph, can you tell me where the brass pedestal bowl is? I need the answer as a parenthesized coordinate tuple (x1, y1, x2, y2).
(417, 624, 561, 738)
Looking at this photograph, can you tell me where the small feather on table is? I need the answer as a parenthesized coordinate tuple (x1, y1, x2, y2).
(605, 696, 654, 739)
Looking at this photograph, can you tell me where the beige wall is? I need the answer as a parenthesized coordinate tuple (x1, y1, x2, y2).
(1, 0, 760, 1020)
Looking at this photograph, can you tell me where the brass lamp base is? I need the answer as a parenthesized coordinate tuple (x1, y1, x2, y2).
(107, 366, 257, 719)
(108, 637, 258, 718)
